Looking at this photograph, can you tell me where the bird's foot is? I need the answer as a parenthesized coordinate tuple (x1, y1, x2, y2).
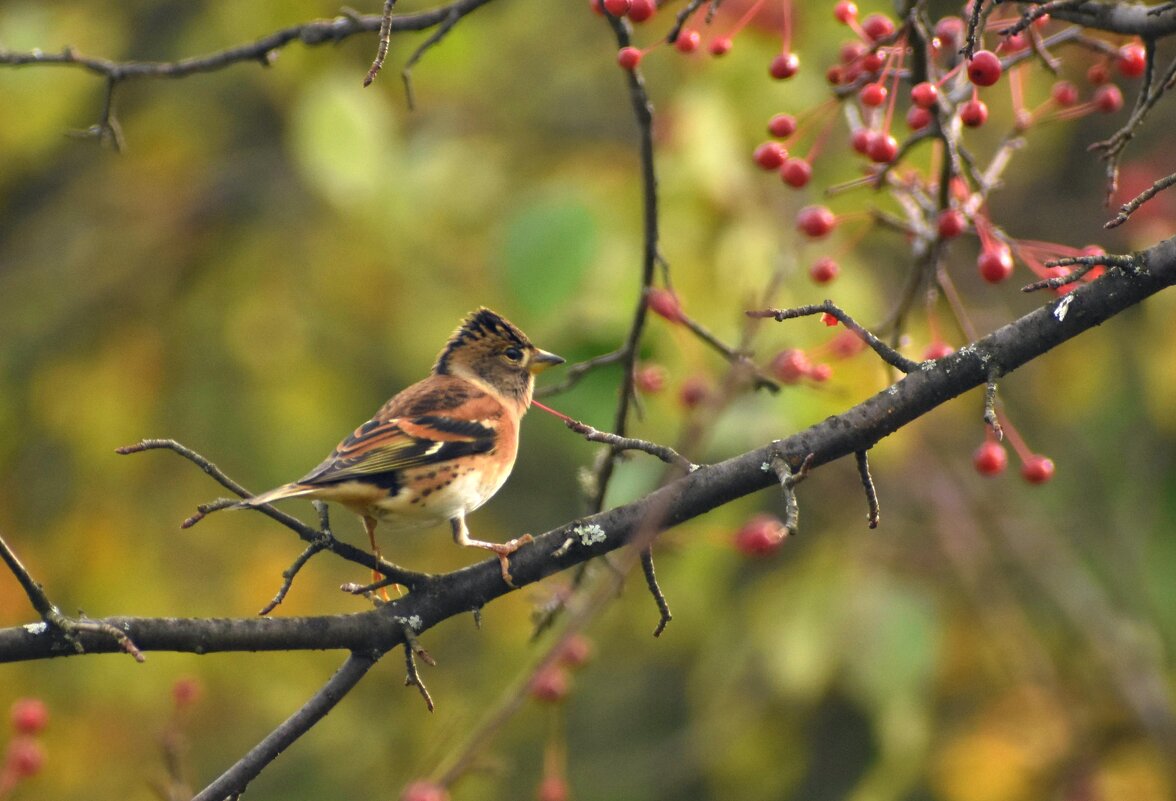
(486, 534, 534, 587)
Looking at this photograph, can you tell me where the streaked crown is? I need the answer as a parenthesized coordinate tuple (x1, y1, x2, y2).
(434, 308, 563, 404)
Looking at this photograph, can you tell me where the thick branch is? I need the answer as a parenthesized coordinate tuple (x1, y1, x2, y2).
(4, 236, 1174, 664)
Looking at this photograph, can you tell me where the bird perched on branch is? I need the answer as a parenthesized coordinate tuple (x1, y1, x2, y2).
(239, 308, 563, 587)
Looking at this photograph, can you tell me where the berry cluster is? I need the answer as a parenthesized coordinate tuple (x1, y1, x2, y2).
(1, 698, 48, 798)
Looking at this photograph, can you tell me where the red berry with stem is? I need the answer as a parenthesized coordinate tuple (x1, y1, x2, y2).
(809, 363, 833, 382)
(797, 205, 837, 238)
(537, 776, 570, 801)
(860, 82, 887, 107)
(867, 132, 898, 163)
(1021, 455, 1055, 484)
(770, 349, 811, 383)
(6, 737, 45, 778)
(679, 375, 709, 408)
(851, 127, 874, 154)
(530, 665, 571, 703)
(634, 364, 667, 393)
(968, 50, 1002, 86)
(834, 1, 858, 24)
(1117, 42, 1146, 78)
(709, 37, 733, 56)
(809, 256, 839, 283)
(1094, 84, 1123, 113)
(840, 41, 867, 64)
(862, 13, 895, 41)
(978, 245, 1014, 283)
(754, 141, 788, 170)
(861, 51, 885, 72)
(906, 105, 933, 130)
(675, 29, 701, 53)
(770, 52, 800, 79)
(960, 98, 988, 127)
(973, 441, 1008, 476)
(627, 0, 655, 23)
(557, 634, 594, 668)
(734, 514, 788, 556)
(768, 113, 797, 138)
(1087, 62, 1110, 85)
(647, 288, 683, 322)
(1051, 80, 1079, 107)
(401, 782, 450, 801)
(616, 46, 642, 70)
(10, 699, 48, 735)
(780, 157, 812, 187)
(937, 208, 966, 239)
(172, 677, 202, 710)
(911, 81, 939, 108)
(602, 0, 630, 16)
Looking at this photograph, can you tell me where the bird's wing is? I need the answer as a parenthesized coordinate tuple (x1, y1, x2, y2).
(295, 413, 497, 489)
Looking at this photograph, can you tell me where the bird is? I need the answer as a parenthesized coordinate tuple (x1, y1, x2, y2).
(238, 308, 564, 587)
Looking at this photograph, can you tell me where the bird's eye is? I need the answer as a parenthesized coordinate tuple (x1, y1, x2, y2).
(503, 347, 523, 362)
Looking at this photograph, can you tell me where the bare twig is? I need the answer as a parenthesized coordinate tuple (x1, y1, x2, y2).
(401, 625, 436, 712)
(640, 549, 672, 637)
(679, 312, 779, 392)
(191, 650, 385, 801)
(400, 7, 462, 109)
(983, 367, 1003, 438)
(770, 453, 813, 536)
(363, 0, 398, 87)
(1105, 171, 1176, 230)
(747, 301, 921, 374)
(855, 450, 880, 529)
(536, 348, 626, 398)
(562, 418, 696, 472)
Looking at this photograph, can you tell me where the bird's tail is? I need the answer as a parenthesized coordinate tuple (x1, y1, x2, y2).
(236, 483, 318, 509)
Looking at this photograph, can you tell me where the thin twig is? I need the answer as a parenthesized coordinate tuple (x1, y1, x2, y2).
(363, 0, 398, 87)
(400, 7, 461, 109)
(983, 367, 1003, 438)
(258, 530, 334, 618)
(401, 625, 436, 712)
(747, 302, 921, 374)
(679, 312, 779, 392)
(563, 418, 696, 472)
(1105, 171, 1176, 229)
(855, 450, 880, 529)
(770, 453, 813, 536)
(640, 548, 672, 637)
(536, 348, 626, 398)
(191, 650, 386, 801)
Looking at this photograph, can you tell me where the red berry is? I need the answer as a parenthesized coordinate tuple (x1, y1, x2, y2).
(770, 349, 811, 383)
(967, 50, 1002, 86)
(602, 0, 630, 16)
(10, 699, 48, 735)
(834, 1, 858, 24)
(826, 65, 845, 85)
(401, 781, 450, 801)
(934, 17, 964, 52)
(861, 51, 885, 72)
(861, 13, 895, 41)
(780, 157, 812, 187)
(753, 141, 788, 170)
(911, 81, 939, 108)
(937, 208, 966, 239)
(634, 364, 667, 393)
(1002, 32, 1029, 53)
(646, 288, 683, 322)
(616, 46, 642, 70)
(6, 737, 44, 778)
(537, 776, 570, 801)
(840, 40, 867, 65)
(809, 363, 833, 382)
(906, 105, 933, 130)
(530, 665, 571, 702)
(809, 256, 839, 284)
(679, 375, 709, 408)
(796, 205, 836, 238)
(1021, 455, 1055, 484)
(1094, 84, 1123, 113)
(867, 132, 898, 163)
(557, 634, 594, 668)
(960, 98, 988, 127)
(675, 29, 701, 53)
(850, 127, 875, 154)
(768, 113, 798, 138)
(734, 514, 788, 557)
(922, 342, 954, 360)
(709, 37, 733, 56)
(978, 246, 1014, 283)
(1117, 42, 1146, 77)
(1051, 80, 1079, 107)
(627, 0, 655, 23)
(859, 82, 887, 107)
(973, 441, 1008, 476)
(1087, 62, 1109, 85)
(770, 52, 800, 79)
(171, 677, 202, 710)
(829, 330, 866, 358)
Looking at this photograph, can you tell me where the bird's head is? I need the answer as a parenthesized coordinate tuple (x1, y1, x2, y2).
(434, 308, 563, 405)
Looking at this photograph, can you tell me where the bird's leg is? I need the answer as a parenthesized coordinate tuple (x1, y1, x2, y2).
(364, 515, 393, 602)
(450, 515, 532, 588)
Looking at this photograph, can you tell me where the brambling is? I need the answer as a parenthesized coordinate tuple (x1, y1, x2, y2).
(239, 308, 563, 586)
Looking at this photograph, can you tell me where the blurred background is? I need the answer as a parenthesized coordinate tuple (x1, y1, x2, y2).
(1, 2, 1175, 800)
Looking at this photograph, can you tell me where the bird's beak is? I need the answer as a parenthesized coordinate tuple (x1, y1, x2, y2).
(529, 349, 565, 374)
